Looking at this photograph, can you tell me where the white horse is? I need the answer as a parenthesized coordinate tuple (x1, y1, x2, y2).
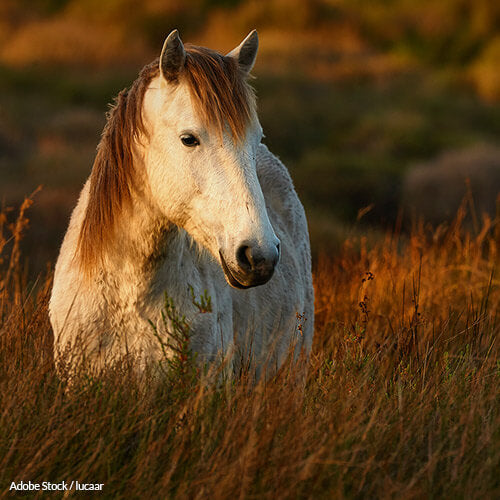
(49, 30, 314, 377)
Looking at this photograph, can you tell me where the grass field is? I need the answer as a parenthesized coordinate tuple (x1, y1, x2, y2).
(1, 199, 498, 498)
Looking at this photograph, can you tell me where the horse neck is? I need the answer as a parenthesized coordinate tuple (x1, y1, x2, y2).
(98, 156, 174, 279)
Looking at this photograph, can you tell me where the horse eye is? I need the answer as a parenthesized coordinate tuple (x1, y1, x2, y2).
(180, 134, 200, 147)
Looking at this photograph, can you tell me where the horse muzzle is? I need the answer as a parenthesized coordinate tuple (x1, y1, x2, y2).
(219, 242, 280, 289)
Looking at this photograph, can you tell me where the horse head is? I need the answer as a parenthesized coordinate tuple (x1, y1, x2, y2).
(141, 30, 280, 288)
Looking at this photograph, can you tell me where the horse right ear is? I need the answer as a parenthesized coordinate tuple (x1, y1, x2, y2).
(160, 29, 186, 82)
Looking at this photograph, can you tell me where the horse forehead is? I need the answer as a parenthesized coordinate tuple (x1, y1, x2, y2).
(146, 77, 260, 141)
(142, 78, 191, 122)
(160, 82, 197, 122)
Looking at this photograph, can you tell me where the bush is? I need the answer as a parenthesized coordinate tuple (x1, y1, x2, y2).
(402, 143, 500, 225)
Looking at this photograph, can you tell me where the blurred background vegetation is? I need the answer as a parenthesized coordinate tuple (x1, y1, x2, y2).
(0, 0, 499, 273)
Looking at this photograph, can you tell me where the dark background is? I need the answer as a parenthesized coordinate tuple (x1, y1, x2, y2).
(1, 0, 499, 274)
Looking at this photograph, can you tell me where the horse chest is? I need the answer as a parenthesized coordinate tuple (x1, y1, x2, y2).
(103, 241, 233, 359)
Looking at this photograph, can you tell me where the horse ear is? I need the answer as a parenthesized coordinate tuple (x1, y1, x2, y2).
(160, 29, 186, 82)
(226, 30, 259, 76)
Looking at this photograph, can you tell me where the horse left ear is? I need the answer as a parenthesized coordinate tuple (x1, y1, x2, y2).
(226, 30, 259, 76)
(160, 29, 186, 82)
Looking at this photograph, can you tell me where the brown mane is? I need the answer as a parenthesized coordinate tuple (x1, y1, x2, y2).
(77, 45, 256, 275)
(183, 45, 256, 141)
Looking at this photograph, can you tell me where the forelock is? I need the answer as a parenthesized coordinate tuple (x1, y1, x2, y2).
(181, 45, 256, 142)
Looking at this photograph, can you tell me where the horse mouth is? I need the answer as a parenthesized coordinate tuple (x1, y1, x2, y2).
(219, 251, 253, 289)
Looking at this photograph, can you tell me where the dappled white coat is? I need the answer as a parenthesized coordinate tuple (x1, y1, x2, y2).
(49, 31, 314, 377)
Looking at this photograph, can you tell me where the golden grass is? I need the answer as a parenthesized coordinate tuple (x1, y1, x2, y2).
(0, 196, 499, 498)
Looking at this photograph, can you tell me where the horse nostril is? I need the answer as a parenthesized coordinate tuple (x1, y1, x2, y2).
(236, 243, 279, 273)
(236, 245, 253, 272)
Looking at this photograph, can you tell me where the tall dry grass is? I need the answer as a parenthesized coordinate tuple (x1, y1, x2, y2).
(0, 196, 499, 498)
